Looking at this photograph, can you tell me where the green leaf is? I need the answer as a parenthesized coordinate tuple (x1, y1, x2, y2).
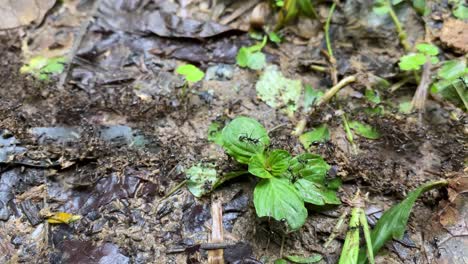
(294, 179, 341, 205)
(186, 164, 218, 197)
(365, 89, 381, 105)
(236, 37, 268, 70)
(339, 207, 362, 264)
(298, 0, 318, 18)
(20, 55, 66, 80)
(299, 124, 330, 149)
(398, 101, 412, 114)
(254, 177, 307, 230)
(358, 180, 448, 264)
(398, 53, 427, 71)
(176, 64, 205, 83)
(221, 117, 270, 164)
(289, 153, 330, 183)
(348, 121, 381, 139)
(208, 121, 224, 146)
(416, 43, 439, 56)
(412, 0, 428, 15)
(248, 150, 291, 178)
(236, 47, 249, 67)
(286, 254, 323, 263)
(303, 84, 323, 111)
(373, 5, 390, 15)
(256, 65, 302, 112)
(453, 3, 468, 19)
(247, 52, 267, 70)
(269, 32, 282, 44)
(274, 259, 288, 264)
(437, 60, 466, 81)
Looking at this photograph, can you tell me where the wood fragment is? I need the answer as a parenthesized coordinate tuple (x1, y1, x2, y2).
(208, 200, 224, 264)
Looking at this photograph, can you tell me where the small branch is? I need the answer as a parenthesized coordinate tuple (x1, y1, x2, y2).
(316, 75, 357, 107)
(208, 200, 224, 264)
(386, 0, 411, 52)
(411, 61, 432, 112)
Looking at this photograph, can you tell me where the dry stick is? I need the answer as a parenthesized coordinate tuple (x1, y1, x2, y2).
(208, 200, 224, 264)
(220, 0, 260, 25)
(58, 0, 102, 90)
(316, 75, 357, 107)
(411, 61, 432, 114)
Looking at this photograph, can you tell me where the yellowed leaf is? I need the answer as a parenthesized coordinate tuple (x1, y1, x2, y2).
(46, 212, 81, 224)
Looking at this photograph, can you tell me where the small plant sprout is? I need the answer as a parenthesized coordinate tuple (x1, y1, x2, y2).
(20, 55, 67, 80)
(186, 116, 340, 231)
(175, 63, 205, 97)
(373, 0, 411, 52)
(236, 36, 268, 70)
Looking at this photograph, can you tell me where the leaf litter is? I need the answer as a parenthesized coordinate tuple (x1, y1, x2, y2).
(0, 0, 466, 263)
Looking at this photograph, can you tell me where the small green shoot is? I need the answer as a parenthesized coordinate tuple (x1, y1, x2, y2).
(176, 64, 205, 83)
(268, 31, 282, 44)
(20, 55, 66, 80)
(373, 0, 411, 52)
(187, 117, 341, 231)
(365, 89, 381, 105)
(357, 180, 448, 263)
(236, 36, 267, 70)
(398, 43, 439, 71)
(431, 59, 467, 110)
(338, 191, 375, 264)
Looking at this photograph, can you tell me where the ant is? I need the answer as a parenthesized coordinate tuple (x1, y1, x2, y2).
(238, 132, 261, 145)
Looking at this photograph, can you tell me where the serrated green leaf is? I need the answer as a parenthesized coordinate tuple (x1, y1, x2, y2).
(289, 153, 330, 183)
(348, 121, 381, 139)
(294, 179, 341, 205)
(249, 150, 291, 178)
(398, 53, 427, 71)
(437, 60, 466, 80)
(357, 180, 448, 264)
(176, 64, 205, 83)
(365, 89, 381, 105)
(416, 43, 439, 56)
(299, 124, 330, 149)
(286, 254, 323, 263)
(186, 164, 218, 197)
(221, 117, 270, 164)
(208, 121, 224, 146)
(256, 65, 302, 112)
(254, 177, 307, 230)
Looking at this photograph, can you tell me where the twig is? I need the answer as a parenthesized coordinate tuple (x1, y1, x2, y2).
(386, 0, 410, 52)
(220, 0, 260, 25)
(342, 112, 357, 155)
(411, 61, 432, 113)
(57, 0, 102, 90)
(316, 75, 357, 107)
(208, 200, 224, 264)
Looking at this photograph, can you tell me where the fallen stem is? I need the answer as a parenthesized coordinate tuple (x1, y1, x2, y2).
(411, 61, 432, 113)
(316, 75, 357, 106)
(386, 0, 411, 52)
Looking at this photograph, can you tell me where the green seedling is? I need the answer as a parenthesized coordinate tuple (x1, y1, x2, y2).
(236, 36, 268, 70)
(20, 55, 66, 80)
(357, 180, 448, 263)
(175, 64, 205, 97)
(398, 43, 439, 71)
(187, 116, 340, 231)
(450, 0, 468, 19)
(431, 59, 468, 110)
(274, 0, 318, 30)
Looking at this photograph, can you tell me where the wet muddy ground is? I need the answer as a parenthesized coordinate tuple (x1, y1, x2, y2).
(0, 0, 467, 263)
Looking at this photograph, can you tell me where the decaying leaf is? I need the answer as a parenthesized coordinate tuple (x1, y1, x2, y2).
(46, 212, 81, 224)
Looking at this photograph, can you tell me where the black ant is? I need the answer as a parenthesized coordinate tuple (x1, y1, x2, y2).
(238, 132, 261, 145)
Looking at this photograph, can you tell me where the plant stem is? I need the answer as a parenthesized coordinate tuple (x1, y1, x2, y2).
(453, 81, 468, 111)
(325, 3, 337, 59)
(316, 75, 357, 107)
(411, 61, 431, 113)
(359, 209, 375, 264)
(324, 208, 349, 248)
(386, 0, 411, 52)
(342, 113, 357, 154)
